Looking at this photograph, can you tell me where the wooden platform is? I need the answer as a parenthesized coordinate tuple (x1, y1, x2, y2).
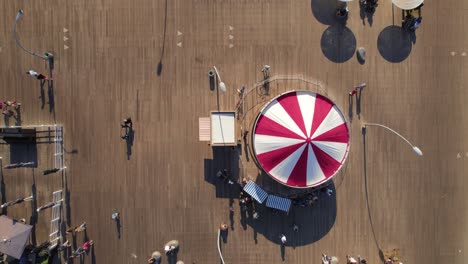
(0, 0, 467, 263)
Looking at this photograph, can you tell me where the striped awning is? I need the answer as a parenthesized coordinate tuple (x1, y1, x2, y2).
(266, 195, 292, 213)
(243, 180, 268, 203)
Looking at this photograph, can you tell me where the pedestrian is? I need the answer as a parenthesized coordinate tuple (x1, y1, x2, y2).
(261, 65, 270, 79)
(74, 222, 86, 233)
(82, 240, 94, 251)
(26, 70, 49, 80)
(220, 223, 228, 231)
(112, 212, 120, 221)
(293, 224, 299, 232)
(229, 205, 234, 213)
(326, 188, 333, 196)
(122, 118, 132, 127)
(322, 254, 332, 264)
(349, 89, 357, 96)
(66, 226, 75, 235)
(347, 255, 358, 264)
(279, 234, 287, 244)
(58, 240, 71, 251)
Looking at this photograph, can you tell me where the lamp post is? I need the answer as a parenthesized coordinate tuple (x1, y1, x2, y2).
(363, 123, 423, 156)
(213, 66, 226, 93)
(13, 9, 51, 62)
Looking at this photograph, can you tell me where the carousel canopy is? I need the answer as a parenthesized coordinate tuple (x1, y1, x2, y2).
(253, 91, 349, 188)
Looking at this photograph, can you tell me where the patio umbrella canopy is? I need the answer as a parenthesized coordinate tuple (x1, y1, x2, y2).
(253, 91, 350, 188)
(392, 0, 424, 10)
(0, 215, 33, 259)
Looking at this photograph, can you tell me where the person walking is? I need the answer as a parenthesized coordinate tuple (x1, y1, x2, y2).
(74, 222, 86, 233)
(349, 89, 357, 96)
(82, 240, 94, 251)
(279, 234, 287, 244)
(26, 70, 50, 80)
(112, 212, 120, 221)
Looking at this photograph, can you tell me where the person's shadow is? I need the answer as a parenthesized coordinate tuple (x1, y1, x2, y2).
(47, 80, 55, 113)
(14, 107, 22, 126)
(229, 199, 235, 231)
(116, 218, 121, 239)
(40, 80, 46, 109)
(126, 128, 134, 160)
(356, 89, 363, 119)
(348, 94, 354, 122)
(359, 1, 376, 26)
(3, 115, 10, 127)
(280, 243, 285, 261)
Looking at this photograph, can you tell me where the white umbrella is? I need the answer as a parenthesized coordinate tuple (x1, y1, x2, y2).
(392, 0, 424, 10)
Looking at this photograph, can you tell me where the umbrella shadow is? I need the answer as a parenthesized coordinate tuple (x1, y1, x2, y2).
(310, 0, 340, 25)
(321, 24, 356, 63)
(377, 26, 412, 63)
(246, 183, 337, 246)
(203, 147, 241, 199)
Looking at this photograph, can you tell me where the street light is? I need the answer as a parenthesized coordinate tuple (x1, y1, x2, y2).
(13, 9, 48, 60)
(213, 66, 226, 93)
(363, 123, 423, 156)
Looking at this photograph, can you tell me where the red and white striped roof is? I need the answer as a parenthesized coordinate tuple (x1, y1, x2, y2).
(253, 91, 350, 188)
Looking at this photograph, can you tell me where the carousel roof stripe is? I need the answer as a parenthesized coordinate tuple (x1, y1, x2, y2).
(312, 141, 349, 163)
(296, 91, 316, 137)
(286, 145, 308, 186)
(311, 105, 346, 139)
(256, 142, 305, 172)
(310, 95, 334, 138)
(277, 92, 308, 137)
(306, 144, 327, 184)
(255, 115, 305, 139)
(312, 123, 349, 143)
(262, 100, 307, 139)
(311, 144, 343, 177)
(269, 144, 307, 183)
(254, 135, 305, 154)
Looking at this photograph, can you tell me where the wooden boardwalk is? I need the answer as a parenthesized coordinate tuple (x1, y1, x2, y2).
(0, 0, 467, 263)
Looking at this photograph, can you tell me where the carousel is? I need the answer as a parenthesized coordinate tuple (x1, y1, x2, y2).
(252, 90, 350, 188)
